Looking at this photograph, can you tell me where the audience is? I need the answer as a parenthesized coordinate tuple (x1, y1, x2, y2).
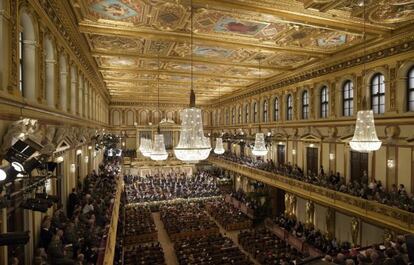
(37, 159, 120, 264)
(217, 152, 414, 212)
(175, 234, 252, 265)
(124, 206, 157, 244)
(124, 171, 222, 203)
(160, 202, 218, 239)
(273, 213, 349, 255)
(123, 242, 165, 265)
(206, 199, 252, 230)
(238, 228, 305, 265)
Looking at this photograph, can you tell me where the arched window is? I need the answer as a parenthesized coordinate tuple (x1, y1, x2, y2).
(231, 107, 235, 125)
(59, 54, 68, 111)
(70, 65, 77, 114)
(273, 97, 279, 121)
(238, 107, 242, 124)
(126, 110, 134, 126)
(302, 90, 309, 119)
(263, 100, 268, 122)
(343, 80, 353, 116)
(320, 86, 329, 118)
(112, 110, 121, 126)
(286, 94, 293, 120)
(245, 104, 249, 123)
(44, 37, 55, 107)
(20, 10, 37, 100)
(370, 73, 385, 114)
(407, 67, 414, 111)
(253, 102, 258, 123)
(226, 108, 229, 125)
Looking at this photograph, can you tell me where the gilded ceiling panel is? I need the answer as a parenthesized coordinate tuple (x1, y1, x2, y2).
(73, 0, 414, 103)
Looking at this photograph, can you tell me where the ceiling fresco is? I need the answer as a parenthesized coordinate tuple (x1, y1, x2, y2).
(71, 0, 414, 104)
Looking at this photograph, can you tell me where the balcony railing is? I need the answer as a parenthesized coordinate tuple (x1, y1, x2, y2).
(208, 157, 414, 234)
(96, 177, 123, 265)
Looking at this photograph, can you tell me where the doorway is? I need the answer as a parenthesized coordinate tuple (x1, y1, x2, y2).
(350, 151, 369, 183)
(306, 147, 318, 175)
(277, 144, 285, 165)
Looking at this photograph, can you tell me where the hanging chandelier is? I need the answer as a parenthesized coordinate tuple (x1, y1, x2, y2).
(214, 81, 224, 155)
(350, 0, 381, 153)
(139, 137, 145, 153)
(251, 56, 268, 157)
(174, 0, 211, 163)
(141, 138, 152, 157)
(214, 137, 225, 154)
(150, 47, 168, 161)
(252, 132, 268, 156)
(350, 110, 381, 152)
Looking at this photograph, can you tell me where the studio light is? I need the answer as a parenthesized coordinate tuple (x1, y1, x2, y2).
(0, 169, 6, 181)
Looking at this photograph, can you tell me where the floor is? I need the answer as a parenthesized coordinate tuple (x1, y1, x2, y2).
(151, 211, 260, 265)
(152, 212, 179, 265)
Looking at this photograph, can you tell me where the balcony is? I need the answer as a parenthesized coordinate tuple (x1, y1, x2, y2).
(208, 157, 414, 234)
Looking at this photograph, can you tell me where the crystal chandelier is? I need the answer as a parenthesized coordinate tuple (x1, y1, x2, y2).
(213, 80, 224, 155)
(350, 0, 381, 153)
(174, 1, 211, 163)
(214, 137, 225, 154)
(350, 110, 381, 152)
(150, 46, 168, 161)
(251, 56, 268, 157)
(141, 138, 152, 157)
(138, 137, 146, 154)
(252, 132, 268, 156)
(150, 133, 168, 161)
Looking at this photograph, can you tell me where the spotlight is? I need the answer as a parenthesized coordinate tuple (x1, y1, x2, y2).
(11, 162, 24, 173)
(55, 156, 64, 163)
(0, 231, 30, 246)
(21, 198, 49, 212)
(5, 139, 42, 165)
(22, 157, 42, 174)
(35, 193, 59, 204)
(0, 169, 6, 181)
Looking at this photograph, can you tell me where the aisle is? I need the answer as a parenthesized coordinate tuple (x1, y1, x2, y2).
(152, 212, 179, 265)
(206, 211, 260, 265)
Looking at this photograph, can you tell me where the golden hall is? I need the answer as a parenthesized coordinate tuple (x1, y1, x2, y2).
(0, 0, 413, 264)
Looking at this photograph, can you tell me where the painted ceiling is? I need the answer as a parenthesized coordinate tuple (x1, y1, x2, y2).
(70, 0, 414, 104)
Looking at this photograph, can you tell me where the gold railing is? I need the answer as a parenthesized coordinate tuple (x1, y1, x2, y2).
(209, 157, 414, 234)
(102, 177, 123, 265)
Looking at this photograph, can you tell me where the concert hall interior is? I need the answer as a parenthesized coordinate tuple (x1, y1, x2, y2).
(0, 0, 414, 264)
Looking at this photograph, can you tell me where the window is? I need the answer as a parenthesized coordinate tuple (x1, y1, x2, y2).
(286, 94, 293, 120)
(302, 90, 309, 119)
(245, 104, 249, 123)
(19, 31, 24, 95)
(232, 107, 235, 125)
(343, 80, 354, 116)
(370, 73, 385, 114)
(320, 86, 329, 118)
(226, 109, 230, 125)
(273, 98, 279, 121)
(407, 67, 414, 111)
(263, 100, 268, 122)
(238, 107, 242, 124)
(253, 102, 258, 123)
